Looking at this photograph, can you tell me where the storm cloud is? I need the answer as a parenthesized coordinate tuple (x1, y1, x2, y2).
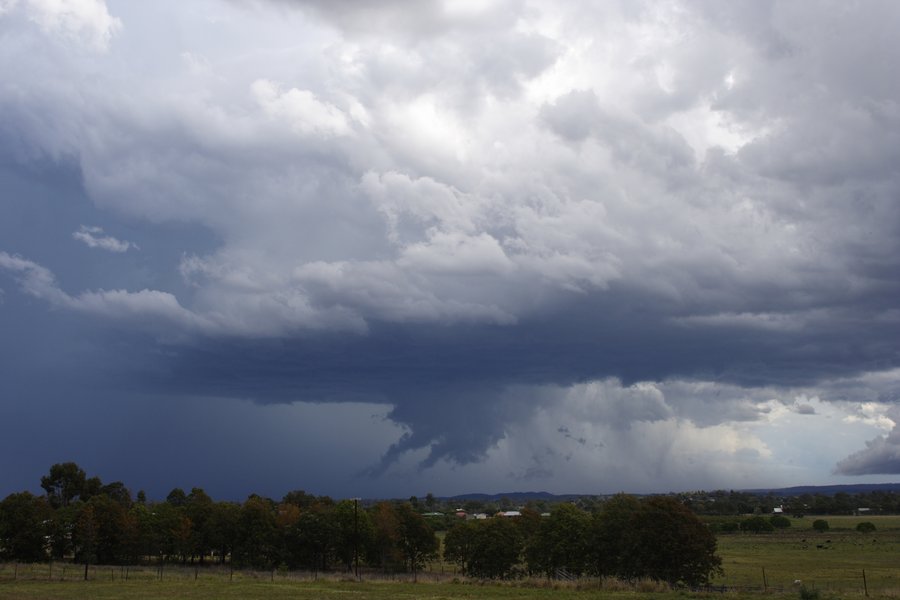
(1, 0, 899, 498)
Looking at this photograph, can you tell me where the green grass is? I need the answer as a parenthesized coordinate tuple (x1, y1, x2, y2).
(0, 579, 784, 600)
(712, 517, 900, 595)
(4, 515, 900, 599)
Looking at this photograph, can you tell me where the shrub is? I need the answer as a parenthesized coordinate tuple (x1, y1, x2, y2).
(812, 519, 829, 532)
(856, 521, 876, 533)
(769, 515, 792, 529)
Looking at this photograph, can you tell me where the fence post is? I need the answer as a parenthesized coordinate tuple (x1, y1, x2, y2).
(762, 567, 767, 592)
(863, 569, 868, 597)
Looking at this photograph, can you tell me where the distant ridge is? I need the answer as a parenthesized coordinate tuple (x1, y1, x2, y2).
(443, 491, 583, 503)
(742, 482, 900, 496)
(439, 483, 900, 503)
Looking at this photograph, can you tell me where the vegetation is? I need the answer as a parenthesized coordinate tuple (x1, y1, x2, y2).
(6, 462, 900, 597)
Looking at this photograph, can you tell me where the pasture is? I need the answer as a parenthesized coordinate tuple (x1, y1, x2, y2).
(711, 515, 900, 595)
(3, 515, 900, 599)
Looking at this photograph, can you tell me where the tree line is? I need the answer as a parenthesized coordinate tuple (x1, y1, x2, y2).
(444, 495, 720, 585)
(0, 463, 437, 575)
(0, 463, 722, 587)
(678, 489, 900, 516)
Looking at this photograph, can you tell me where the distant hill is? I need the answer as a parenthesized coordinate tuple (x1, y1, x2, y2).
(439, 483, 900, 503)
(742, 482, 900, 496)
(442, 491, 584, 503)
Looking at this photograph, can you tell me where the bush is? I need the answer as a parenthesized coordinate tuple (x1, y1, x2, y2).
(856, 521, 876, 533)
(740, 516, 774, 533)
(769, 515, 792, 529)
(812, 519, 829, 532)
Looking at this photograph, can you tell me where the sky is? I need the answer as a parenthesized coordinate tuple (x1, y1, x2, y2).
(1, 0, 899, 502)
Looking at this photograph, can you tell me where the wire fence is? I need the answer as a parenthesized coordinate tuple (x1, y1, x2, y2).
(0, 561, 897, 596)
(0, 561, 459, 585)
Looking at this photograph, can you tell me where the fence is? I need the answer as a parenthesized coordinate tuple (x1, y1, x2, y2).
(0, 562, 897, 596)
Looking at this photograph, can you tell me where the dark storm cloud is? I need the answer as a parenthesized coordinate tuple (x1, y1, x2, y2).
(2, 0, 900, 494)
(94, 283, 898, 470)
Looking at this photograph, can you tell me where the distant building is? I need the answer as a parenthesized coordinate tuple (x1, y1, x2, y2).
(772, 507, 783, 514)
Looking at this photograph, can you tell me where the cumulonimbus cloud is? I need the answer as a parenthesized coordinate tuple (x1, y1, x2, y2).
(1, 0, 899, 486)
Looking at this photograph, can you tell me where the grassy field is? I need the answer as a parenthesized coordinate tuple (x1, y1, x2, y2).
(2, 515, 900, 599)
(0, 579, 785, 600)
(711, 515, 900, 595)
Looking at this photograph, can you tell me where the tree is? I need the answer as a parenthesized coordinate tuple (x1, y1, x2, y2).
(74, 503, 98, 577)
(284, 502, 337, 572)
(166, 488, 188, 508)
(741, 516, 775, 533)
(856, 521, 876, 533)
(233, 496, 278, 569)
(590, 493, 642, 579)
(41, 462, 87, 508)
(812, 519, 829, 532)
(332, 499, 373, 573)
(395, 503, 438, 580)
(633, 496, 722, 586)
(81, 494, 128, 565)
(526, 503, 590, 578)
(282, 490, 318, 509)
(0, 492, 51, 562)
(100, 481, 133, 509)
(445, 517, 523, 579)
(591, 495, 721, 587)
(207, 502, 240, 565)
(368, 502, 403, 572)
(186, 488, 214, 564)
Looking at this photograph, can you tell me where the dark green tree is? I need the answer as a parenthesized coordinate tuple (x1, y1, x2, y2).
(332, 499, 373, 573)
(0, 492, 51, 562)
(166, 488, 188, 508)
(233, 496, 278, 569)
(395, 503, 438, 580)
(100, 481, 133, 509)
(741, 516, 775, 533)
(40, 462, 87, 508)
(186, 488, 214, 563)
(81, 494, 128, 565)
(445, 517, 523, 579)
(526, 503, 590, 578)
(629, 496, 722, 587)
(284, 502, 337, 571)
(207, 501, 240, 565)
(589, 493, 642, 579)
